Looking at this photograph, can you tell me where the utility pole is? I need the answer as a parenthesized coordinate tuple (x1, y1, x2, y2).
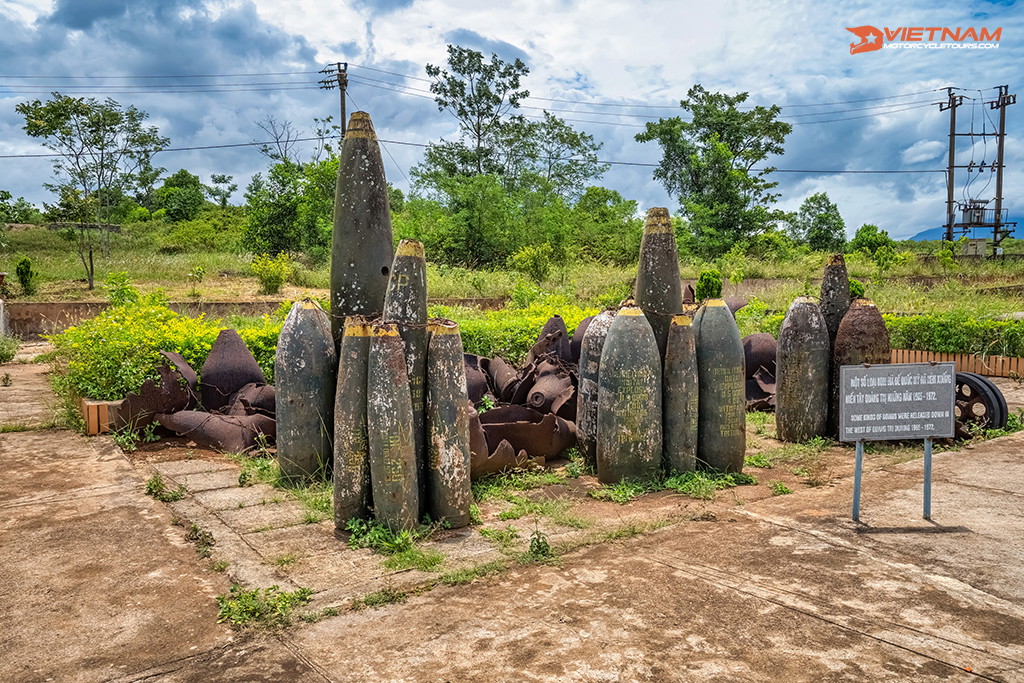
(990, 85, 1017, 247)
(940, 88, 964, 243)
(319, 62, 349, 133)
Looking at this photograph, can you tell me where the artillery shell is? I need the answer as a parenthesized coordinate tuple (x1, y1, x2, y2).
(330, 111, 395, 343)
(596, 307, 663, 484)
(576, 310, 615, 470)
(382, 239, 429, 513)
(696, 299, 746, 473)
(367, 322, 419, 530)
(275, 301, 337, 482)
(634, 207, 683, 357)
(832, 299, 891, 421)
(663, 314, 698, 472)
(425, 320, 472, 528)
(333, 316, 372, 529)
(775, 297, 830, 442)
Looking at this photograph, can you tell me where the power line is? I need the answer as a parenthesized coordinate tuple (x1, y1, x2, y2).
(0, 70, 319, 79)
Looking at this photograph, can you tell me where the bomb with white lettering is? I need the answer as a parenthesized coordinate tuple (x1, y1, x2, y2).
(696, 299, 746, 473)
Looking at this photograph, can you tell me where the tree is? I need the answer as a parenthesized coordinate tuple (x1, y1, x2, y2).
(636, 84, 791, 257)
(155, 169, 206, 222)
(205, 174, 238, 208)
(17, 93, 168, 225)
(847, 223, 895, 256)
(787, 192, 846, 252)
(0, 190, 38, 224)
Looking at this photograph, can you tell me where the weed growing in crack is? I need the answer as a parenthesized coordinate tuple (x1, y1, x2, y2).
(145, 473, 186, 502)
(185, 523, 215, 558)
(344, 518, 445, 572)
(215, 584, 313, 629)
(351, 585, 407, 610)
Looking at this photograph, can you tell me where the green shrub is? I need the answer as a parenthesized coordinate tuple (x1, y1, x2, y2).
(507, 244, 553, 284)
(695, 269, 722, 301)
(884, 312, 1024, 357)
(0, 335, 18, 364)
(251, 253, 292, 295)
(15, 257, 37, 295)
(849, 279, 865, 299)
(216, 584, 313, 629)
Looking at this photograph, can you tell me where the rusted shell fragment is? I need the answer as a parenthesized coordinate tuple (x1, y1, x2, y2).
(160, 351, 199, 409)
(775, 297, 829, 442)
(222, 383, 276, 417)
(663, 314, 698, 472)
(118, 364, 191, 430)
(527, 373, 573, 413)
(596, 307, 663, 484)
(366, 322, 419, 530)
(275, 301, 337, 483)
(383, 239, 429, 512)
(156, 411, 276, 454)
(333, 317, 372, 526)
(551, 385, 577, 422)
(725, 297, 748, 316)
(330, 111, 395, 343)
(425, 320, 472, 528)
(569, 315, 593, 364)
(538, 315, 572, 363)
(488, 356, 519, 401)
(463, 354, 491, 404)
(696, 299, 746, 473)
(525, 327, 568, 367)
(199, 329, 266, 412)
(481, 411, 576, 460)
(576, 310, 615, 470)
(832, 298, 891, 431)
(742, 333, 777, 379)
(634, 208, 683, 357)
(683, 284, 696, 305)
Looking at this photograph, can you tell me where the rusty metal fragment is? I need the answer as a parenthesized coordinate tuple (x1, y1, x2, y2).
(222, 383, 276, 417)
(156, 411, 275, 454)
(199, 329, 266, 412)
(742, 333, 777, 378)
(480, 410, 576, 460)
(569, 316, 593, 364)
(537, 315, 572, 363)
(118, 364, 191, 430)
(159, 351, 199, 408)
(463, 354, 491, 404)
(725, 297, 748, 316)
(488, 356, 519, 401)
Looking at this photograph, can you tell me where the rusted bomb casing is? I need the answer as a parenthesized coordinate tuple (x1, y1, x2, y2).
(330, 111, 395, 343)
(596, 307, 663, 484)
(367, 322, 419, 530)
(333, 316, 372, 530)
(696, 299, 746, 473)
(382, 239, 429, 513)
(275, 301, 337, 482)
(663, 315, 698, 472)
(425, 320, 472, 528)
(576, 310, 615, 470)
(832, 299, 891, 428)
(775, 297, 830, 442)
(821, 253, 851, 436)
(634, 208, 683, 358)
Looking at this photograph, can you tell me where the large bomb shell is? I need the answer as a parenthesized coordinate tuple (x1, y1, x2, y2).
(821, 253, 851, 436)
(596, 307, 663, 484)
(775, 297, 829, 442)
(696, 299, 746, 473)
(382, 239, 429, 513)
(832, 299, 891, 425)
(576, 310, 615, 470)
(367, 323, 419, 530)
(634, 208, 683, 357)
(330, 111, 395, 343)
(275, 301, 337, 482)
(333, 317, 372, 528)
(663, 314, 698, 472)
(425, 320, 472, 528)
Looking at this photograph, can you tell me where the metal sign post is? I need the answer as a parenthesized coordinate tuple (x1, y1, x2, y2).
(840, 362, 956, 522)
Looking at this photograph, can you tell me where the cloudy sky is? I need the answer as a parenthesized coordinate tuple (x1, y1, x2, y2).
(0, 0, 1020, 239)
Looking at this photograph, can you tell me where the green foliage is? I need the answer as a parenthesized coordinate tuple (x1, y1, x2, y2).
(662, 470, 756, 500)
(589, 480, 653, 504)
(847, 223, 895, 256)
(479, 525, 521, 548)
(768, 481, 793, 496)
(884, 312, 1024, 357)
(344, 518, 443, 571)
(744, 454, 773, 468)
(787, 192, 846, 252)
(215, 584, 313, 629)
(154, 169, 206, 222)
(0, 190, 39, 224)
(527, 529, 553, 560)
(471, 469, 566, 503)
(251, 253, 292, 295)
(185, 523, 215, 558)
(636, 84, 791, 257)
(0, 336, 18, 364)
(243, 155, 338, 256)
(155, 206, 246, 253)
(15, 257, 38, 295)
(850, 279, 865, 299)
(695, 269, 723, 301)
(145, 473, 186, 502)
(352, 585, 407, 609)
(507, 243, 553, 283)
(205, 173, 238, 208)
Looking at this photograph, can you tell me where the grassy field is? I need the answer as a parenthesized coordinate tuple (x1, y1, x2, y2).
(4, 224, 1024, 319)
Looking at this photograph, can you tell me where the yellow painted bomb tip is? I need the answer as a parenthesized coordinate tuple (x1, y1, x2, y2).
(671, 314, 692, 325)
(706, 299, 726, 307)
(852, 298, 876, 308)
(619, 307, 644, 317)
(371, 323, 399, 337)
(395, 239, 425, 258)
(345, 111, 376, 140)
(643, 207, 673, 234)
(428, 320, 460, 335)
(343, 321, 372, 337)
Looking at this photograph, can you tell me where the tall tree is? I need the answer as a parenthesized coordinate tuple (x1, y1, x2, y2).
(17, 93, 168, 225)
(787, 192, 846, 252)
(205, 174, 238, 208)
(636, 85, 791, 257)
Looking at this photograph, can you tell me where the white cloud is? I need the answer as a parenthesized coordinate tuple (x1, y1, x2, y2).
(901, 139, 945, 164)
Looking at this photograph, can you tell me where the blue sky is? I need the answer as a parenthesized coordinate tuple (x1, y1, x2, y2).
(0, 0, 1020, 239)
